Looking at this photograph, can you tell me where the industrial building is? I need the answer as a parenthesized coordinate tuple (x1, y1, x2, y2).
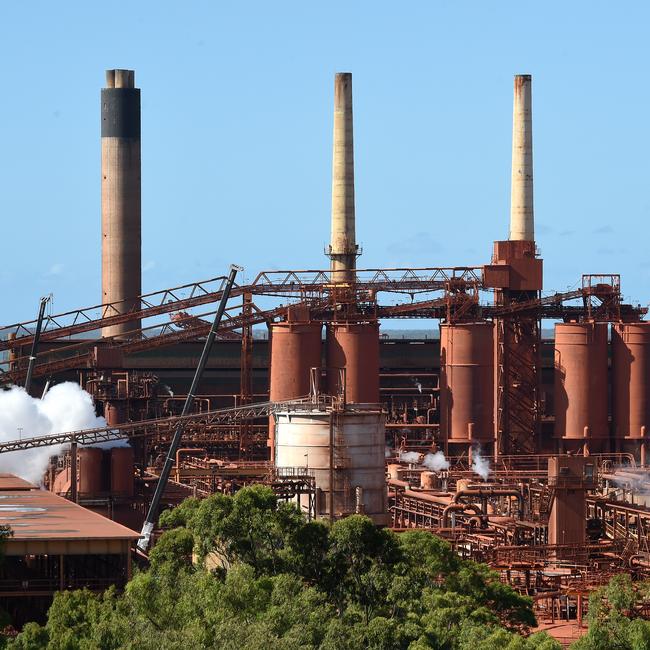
(0, 474, 138, 627)
(2, 69, 650, 637)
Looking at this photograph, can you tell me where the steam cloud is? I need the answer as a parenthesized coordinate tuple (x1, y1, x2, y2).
(471, 447, 490, 480)
(0, 383, 106, 483)
(397, 449, 450, 472)
(399, 451, 421, 464)
(422, 451, 450, 472)
(607, 467, 642, 491)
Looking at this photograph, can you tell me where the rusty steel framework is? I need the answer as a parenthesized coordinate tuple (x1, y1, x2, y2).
(1, 268, 643, 391)
(385, 454, 650, 632)
(0, 266, 482, 349)
(493, 274, 634, 457)
(0, 398, 328, 454)
(1, 266, 646, 480)
(0, 267, 485, 385)
(495, 299, 540, 456)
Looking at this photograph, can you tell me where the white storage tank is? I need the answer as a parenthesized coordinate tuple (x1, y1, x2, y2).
(274, 405, 387, 525)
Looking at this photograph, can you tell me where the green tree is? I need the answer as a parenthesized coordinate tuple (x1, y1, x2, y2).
(571, 574, 650, 650)
(8, 622, 49, 649)
(187, 486, 304, 574)
(158, 496, 201, 529)
(325, 515, 401, 621)
(10, 486, 552, 650)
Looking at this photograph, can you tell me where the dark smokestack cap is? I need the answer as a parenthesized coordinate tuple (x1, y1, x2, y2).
(102, 70, 140, 138)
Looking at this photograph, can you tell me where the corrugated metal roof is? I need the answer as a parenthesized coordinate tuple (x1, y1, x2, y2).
(0, 474, 37, 491)
(0, 477, 139, 541)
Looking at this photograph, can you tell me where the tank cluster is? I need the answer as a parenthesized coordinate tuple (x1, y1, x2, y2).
(50, 446, 134, 499)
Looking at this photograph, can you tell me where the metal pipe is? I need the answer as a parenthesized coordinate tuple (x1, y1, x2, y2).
(388, 478, 411, 490)
(509, 74, 534, 241)
(453, 487, 524, 520)
(138, 265, 240, 551)
(401, 490, 453, 505)
(175, 447, 207, 467)
(329, 412, 335, 523)
(70, 442, 78, 504)
(355, 486, 364, 513)
(442, 502, 482, 527)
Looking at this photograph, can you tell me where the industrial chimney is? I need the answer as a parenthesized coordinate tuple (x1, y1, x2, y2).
(101, 69, 141, 338)
(328, 72, 358, 283)
(484, 74, 542, 458)
(509, 74, 534, 242)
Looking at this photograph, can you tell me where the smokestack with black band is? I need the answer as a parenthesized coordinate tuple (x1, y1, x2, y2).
(329, 72, 357, 283)
(509, 74, 534, 242)
(101, 69, 141, 338)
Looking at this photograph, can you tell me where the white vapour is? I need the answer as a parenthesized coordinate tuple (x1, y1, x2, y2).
(471, 447, 490, 480)
(385, 447, 393, 459)
(399, 451, 421, 464)
(422, 451, 449, 472)
(0, 383, 106, 483)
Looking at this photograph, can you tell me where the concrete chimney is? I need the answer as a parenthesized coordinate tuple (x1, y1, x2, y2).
(509, 74, 534, 242)
(101, 69, 141, 338)
(329, 72, 357, 283)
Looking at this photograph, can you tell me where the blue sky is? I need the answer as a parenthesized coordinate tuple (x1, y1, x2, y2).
(1, 1, 649, 324)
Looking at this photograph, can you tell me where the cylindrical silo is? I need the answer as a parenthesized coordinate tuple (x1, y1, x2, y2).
(274, 406, 387, 524)
(78, 447, 103, 497)
(554, 323, 608, 446)
(326, 322, 380, 404)
(612, 323, 650, 442)
(104, 401, 126, 427)
(439, 322, 494, 443)
(270, 322, 322, 402)
(269, 322, 322, 457)
(110, 446, 135, 497)
(101, 69, 141, 338)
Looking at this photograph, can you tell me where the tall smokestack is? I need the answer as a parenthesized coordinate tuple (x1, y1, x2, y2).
(329, 72, 357, 283)
(101, 69, 141, 338)
(509, 74, 534, 242)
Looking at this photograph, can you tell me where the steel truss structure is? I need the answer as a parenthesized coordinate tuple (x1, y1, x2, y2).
(0, 398, 326, 454)
(1, 268, 644, 390)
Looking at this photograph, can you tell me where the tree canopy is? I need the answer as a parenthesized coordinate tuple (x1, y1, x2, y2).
(10, 485, 563, 649)
(571, 573, 650, 650)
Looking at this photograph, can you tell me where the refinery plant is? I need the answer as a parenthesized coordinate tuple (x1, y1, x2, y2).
(2, 68, 650, 641)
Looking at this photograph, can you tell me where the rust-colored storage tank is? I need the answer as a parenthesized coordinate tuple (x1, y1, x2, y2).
(554, 323, 608, 443)
(326, 322, 380, 404)
(104, 402, 126, 427)
(110, 446, 135, 497)
(547, 456, 595, 557)
(612, 323, 650, 440)
(269, 322, 322, 401)
(269, 322, 322, 458)
(439, 322, 494, 442)
(77, 447, 103, 497)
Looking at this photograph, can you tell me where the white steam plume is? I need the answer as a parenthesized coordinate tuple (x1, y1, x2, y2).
(422, 451, 449, 472)
(399, 451, 421, 464)
(471, 447, 490, 480)
(0, 383, 106, 483)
